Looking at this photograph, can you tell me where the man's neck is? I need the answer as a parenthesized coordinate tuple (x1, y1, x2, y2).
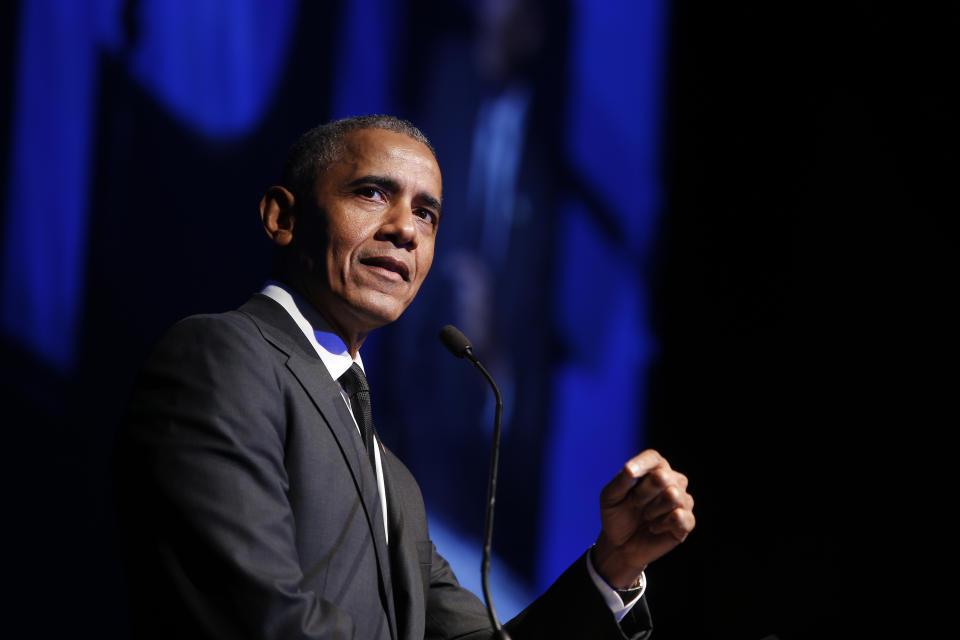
(260, 281, 365, 365)
(268, 277, 367, 356)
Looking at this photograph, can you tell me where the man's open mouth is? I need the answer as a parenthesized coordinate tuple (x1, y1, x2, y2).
(359, 255, 410, 281)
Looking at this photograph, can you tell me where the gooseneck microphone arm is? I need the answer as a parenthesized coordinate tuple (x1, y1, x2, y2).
(438, 325, 512, 640)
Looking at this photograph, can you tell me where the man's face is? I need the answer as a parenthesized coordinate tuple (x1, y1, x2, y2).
(294, 128, 442, 340)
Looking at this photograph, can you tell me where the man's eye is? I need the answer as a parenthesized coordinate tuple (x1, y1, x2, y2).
(415, 209, 437, 224)
(356, 187, 383, 199)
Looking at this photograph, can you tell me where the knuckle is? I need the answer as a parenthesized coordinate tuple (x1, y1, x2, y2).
(662, 485, 682, 505)
(649, 469, 669, 489)
(641, 448, 663, 465)
(679, 512, 696, 534)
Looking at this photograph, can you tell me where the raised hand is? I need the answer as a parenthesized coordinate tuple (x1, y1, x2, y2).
(592, 450, 696, 589)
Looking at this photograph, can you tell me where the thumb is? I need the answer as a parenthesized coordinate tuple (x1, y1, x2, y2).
(599, 450, 666, 507)
(599, 463, 640, 507)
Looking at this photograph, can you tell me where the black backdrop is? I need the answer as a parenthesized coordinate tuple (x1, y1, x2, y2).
(646, 3, 953, 638)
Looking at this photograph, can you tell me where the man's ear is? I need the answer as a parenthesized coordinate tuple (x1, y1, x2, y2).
(260, 186, 296, 246)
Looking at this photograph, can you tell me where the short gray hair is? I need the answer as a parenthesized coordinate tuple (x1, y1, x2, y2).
(280, 115, 436, 202)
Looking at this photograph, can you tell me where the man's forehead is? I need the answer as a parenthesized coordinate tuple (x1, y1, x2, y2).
(333, 128, 441, 190)
(340, 128, 435, 162)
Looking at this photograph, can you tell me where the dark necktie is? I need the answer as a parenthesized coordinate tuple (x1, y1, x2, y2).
(338, 363, 378, 475)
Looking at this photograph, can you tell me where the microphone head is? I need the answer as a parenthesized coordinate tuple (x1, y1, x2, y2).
(438, 325, 473, 359)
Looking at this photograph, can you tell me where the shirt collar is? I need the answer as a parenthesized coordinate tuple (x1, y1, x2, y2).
(259, 280, 363, 380)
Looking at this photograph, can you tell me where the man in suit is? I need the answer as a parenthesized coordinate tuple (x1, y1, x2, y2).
(117, 115, 695, 639)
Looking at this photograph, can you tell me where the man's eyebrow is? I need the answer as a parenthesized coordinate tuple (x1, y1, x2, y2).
(345, 175, 400, 192)
(346, 174, 442, 218)
(418, 193, 443, 218)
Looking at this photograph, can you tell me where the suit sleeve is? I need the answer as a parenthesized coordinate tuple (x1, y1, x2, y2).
(504, 552, 652, 640)
(422, 546, 652, 640)
(117, 313, 357, 639)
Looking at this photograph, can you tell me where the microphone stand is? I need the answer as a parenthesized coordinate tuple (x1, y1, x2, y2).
(439, 326, 512, 639)
(470, 356, 510, 639)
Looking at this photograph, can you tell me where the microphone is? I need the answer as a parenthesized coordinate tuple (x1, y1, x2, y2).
(438, 325, 511, 640)
(438, 324, 476, 361)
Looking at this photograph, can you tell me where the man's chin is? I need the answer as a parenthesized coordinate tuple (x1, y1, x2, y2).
(344, 293, 415, 332)
(298, 280, 413, 330)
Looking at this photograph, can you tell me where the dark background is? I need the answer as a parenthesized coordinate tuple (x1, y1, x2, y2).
(648, 3, 952, 637)
(1, 1, 953, 638)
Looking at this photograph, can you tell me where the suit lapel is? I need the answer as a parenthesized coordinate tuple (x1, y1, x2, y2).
(382, 450, 426, 640)
(283, 352, 385, 536)
(238, 295, 399, 640)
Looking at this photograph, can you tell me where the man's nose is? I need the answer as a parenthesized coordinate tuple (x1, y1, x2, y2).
(376, 202, 418, 247)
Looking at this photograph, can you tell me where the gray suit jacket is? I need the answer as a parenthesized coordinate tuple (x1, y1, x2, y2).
(117, 294, 652, 639)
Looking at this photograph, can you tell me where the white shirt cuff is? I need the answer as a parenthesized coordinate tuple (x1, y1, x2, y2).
(584, 548, 646, 623)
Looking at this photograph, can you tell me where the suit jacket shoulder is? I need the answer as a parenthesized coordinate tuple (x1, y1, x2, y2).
(119, 295, 397, 639)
